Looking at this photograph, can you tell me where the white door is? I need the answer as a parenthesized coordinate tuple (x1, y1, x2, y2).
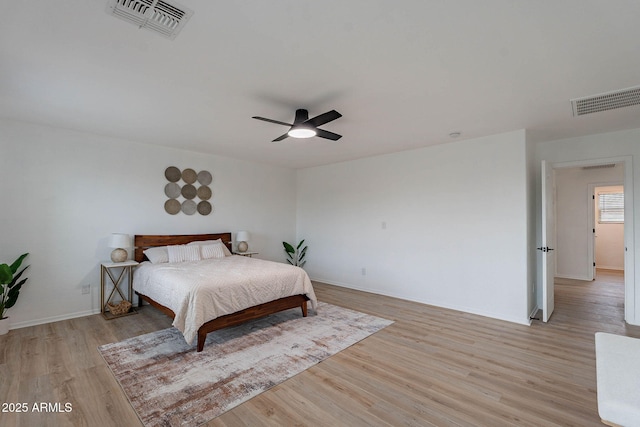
(541, 161, 556, 322)
(592, 190, 597, 280)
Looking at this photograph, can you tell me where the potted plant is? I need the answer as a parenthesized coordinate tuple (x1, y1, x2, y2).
(0, 253, 29, 335)
(283, 240, 307, 268)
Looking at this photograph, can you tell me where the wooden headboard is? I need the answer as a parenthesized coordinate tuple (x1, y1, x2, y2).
(134, 233, 233, 262)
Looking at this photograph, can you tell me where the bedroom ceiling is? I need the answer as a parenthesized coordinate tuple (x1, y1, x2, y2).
(1, 1, 640, 169)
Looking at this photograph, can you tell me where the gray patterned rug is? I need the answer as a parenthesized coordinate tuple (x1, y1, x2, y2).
(98, 302, 393, 427)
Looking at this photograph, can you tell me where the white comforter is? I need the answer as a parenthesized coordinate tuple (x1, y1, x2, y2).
(133, 255, 318, 345)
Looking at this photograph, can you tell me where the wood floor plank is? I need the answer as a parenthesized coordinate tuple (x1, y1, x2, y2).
(1, 270, 639, 426)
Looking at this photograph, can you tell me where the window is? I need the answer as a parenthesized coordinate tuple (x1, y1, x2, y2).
(598, 192, 624, 223)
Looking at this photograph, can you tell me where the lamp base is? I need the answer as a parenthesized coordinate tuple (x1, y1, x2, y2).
(237, 241, 248, 253)
(110, 248, 127, 263)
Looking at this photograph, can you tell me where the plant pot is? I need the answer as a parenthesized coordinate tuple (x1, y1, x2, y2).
(0, 317, 9, 335)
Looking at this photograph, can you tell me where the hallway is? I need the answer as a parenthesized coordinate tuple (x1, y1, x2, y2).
(553, 269, 630, 333)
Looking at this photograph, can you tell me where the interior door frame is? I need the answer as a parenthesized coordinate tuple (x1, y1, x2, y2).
(544, 156, 634, 324)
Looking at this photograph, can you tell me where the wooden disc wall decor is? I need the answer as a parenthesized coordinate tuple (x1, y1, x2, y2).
(181, 200, 197, 215)
(197, 170, 212, 185)
(197, 186, 212, 200)
(182, 168, 197, 184)
(164, 199, 181, 215)
(165, 166, 181, 182)
(164, 182, 181, 198)
(197, 201, 212, 215)
(181, 184, 197, 199)
(164, 167, 213, 215)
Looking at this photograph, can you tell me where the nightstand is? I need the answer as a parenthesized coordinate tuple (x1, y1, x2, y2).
(233, 251, 259, 258)
(100, 260, 139, 319)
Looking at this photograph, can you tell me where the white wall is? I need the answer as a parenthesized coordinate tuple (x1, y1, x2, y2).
(0, 119, 297, 328)
(554, 167, 624, 279)
(595, 185, 625, 271)
(536, 127, 639, 324)
(297, 130, 531, 325)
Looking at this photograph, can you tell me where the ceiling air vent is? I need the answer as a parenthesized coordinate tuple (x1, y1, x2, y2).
(571, 85, 640, 117)
(107, 0, 193, 40)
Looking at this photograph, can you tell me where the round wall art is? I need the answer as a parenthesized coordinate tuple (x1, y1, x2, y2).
(164, 166, 214, 216)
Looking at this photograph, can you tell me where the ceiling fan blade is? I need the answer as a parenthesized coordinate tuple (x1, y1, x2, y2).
(252, 116, 293, 127)
(272, 133, 290, 142)
(304, 110, 342, 128)
(316, 129, 342, 141)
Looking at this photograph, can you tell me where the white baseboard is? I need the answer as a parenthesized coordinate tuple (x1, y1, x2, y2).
(9, 309, 101, 330)
(310, 276, 531, 326)
(596, 265, 624, 271)
(556, 274, 592, 281)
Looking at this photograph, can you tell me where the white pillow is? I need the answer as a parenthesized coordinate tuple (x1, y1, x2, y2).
(201, 243, 226, 259)
(187, 239, 232, 256)
(167, 244, 202, 263)
(143, 246, 169, 263)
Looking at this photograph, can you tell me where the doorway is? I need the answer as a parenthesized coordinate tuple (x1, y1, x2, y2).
(540, 156, 635, 324)
(593, 185, 625, 281)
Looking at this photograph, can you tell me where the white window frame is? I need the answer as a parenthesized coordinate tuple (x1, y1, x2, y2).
(598, 192, 624, 224)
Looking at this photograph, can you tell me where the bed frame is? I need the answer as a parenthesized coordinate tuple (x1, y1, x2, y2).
(134, 233, 309, 352)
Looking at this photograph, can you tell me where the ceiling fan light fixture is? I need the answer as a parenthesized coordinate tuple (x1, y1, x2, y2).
(288, 127, 316, 139)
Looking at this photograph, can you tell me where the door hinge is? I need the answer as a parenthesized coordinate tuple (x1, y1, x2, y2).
(593, 262, 596, 266)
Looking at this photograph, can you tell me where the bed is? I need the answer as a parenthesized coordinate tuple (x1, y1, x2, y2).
(133, 233, 317, 352)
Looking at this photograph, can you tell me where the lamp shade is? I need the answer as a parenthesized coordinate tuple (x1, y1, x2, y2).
(109, 233, 131, 249)
(236, 231, 249, 242)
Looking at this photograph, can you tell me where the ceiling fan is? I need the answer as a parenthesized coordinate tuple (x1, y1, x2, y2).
(252, 109, 342, 142)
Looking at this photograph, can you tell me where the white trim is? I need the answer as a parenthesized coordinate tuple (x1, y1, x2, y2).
(556, 274, 592, 281)
(596, 266, 625, 272)
(549, 155, 635, 325)
(311, 276, 531, 326)
(9, 309, 101, 330)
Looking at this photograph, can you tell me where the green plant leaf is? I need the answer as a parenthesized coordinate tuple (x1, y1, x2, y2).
(9, 277, 27, 292)
(283, 242, 295, 254)
(296, 239, 305, 250)
(6, 290, 20, 308)
(9, 266, 29, 288)
(0, 264, 11, 285)
(9, 253, 28, 274)
(7, 279, 26, 308)
(1, 253, 29, 316)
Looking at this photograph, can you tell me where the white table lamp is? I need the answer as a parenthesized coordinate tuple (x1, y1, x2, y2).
(236, 231, 250, 253)
(109, 233, 131, 263)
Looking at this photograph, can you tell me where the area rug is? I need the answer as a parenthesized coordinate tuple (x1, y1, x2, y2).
(98, 302, 393, 427)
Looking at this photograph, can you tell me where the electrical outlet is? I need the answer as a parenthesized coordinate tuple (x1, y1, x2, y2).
(82, 285, 91, 295)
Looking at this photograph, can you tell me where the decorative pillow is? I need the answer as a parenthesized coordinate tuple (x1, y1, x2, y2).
(201, 243, 226, 259)
(167, 244, 202, 263)
(143, 246, 169, 263)
(187, 239, 232, 256)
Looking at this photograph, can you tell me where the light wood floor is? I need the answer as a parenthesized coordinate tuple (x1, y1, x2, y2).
(1, 270, 639, 426)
